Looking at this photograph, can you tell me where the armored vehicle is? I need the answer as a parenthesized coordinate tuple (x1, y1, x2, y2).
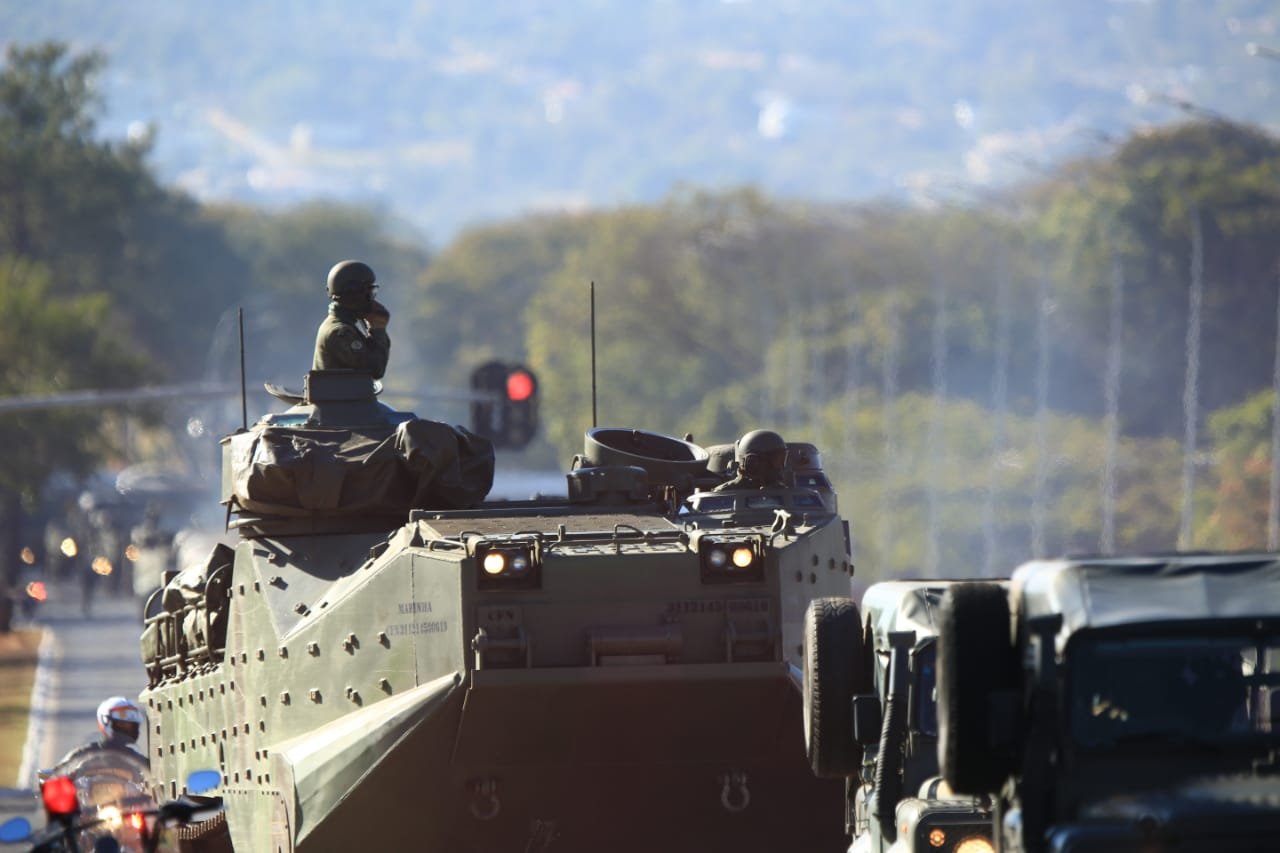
(804, 581, 998, 853)
(139, 371, 855, 852)
(937, 554, 1280, 852)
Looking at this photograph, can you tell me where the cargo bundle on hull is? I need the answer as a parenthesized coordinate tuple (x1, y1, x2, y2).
(140, 371, 854, 852)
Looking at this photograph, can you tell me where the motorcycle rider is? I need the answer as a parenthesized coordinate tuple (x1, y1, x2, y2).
(52, 697, 148, 769)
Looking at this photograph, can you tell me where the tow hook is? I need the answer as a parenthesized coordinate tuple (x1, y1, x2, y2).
(467, 776, 501, 821)
(719, 771, 750, 813)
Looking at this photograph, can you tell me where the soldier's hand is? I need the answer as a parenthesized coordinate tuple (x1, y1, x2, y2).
(367, 300, 390, 329)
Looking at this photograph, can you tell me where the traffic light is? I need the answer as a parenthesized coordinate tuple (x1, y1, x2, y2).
(470, 361, 539, 449)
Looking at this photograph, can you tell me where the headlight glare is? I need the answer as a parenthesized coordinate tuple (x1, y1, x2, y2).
(699, 538, 764, 583)
(954, 836, 995, 853)
(476, 544, 542, 590)
(482, 552, 507, 575)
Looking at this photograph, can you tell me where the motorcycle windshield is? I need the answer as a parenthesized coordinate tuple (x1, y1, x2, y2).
(53, 747, 155, 812)
(47, 747, 174, 852)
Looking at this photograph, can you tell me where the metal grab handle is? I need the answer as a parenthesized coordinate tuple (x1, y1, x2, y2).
(471, 626, 530, 669)
(587, 624, 683, 665)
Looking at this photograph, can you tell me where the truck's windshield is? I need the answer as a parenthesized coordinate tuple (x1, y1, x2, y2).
(1070, 633, 1280, 749)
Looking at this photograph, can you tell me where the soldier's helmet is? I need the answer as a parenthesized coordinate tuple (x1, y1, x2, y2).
(735, 429, 787, 479)
(96, 696, 144, 744)
(326, 260, 378, 306)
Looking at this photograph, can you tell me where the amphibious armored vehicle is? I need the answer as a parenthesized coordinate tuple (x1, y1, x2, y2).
(140, 371, 855, 852)
(804, 581, 998, 853)
(938, 555, 1280, 852)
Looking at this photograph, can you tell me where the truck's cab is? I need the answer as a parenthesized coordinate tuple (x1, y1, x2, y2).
(937, 555, 1280, 852)
(804, 581, 999, 853)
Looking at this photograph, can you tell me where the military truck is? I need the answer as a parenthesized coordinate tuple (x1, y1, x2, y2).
(937, 555, 1280, 852)
(138, 371, 855, 852)
(804, 581, 998, 853)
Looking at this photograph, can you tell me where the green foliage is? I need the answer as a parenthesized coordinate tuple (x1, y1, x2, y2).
(1201, 390, 1276, 549)
(0, 42, 429, 500)
(0, 257, 147, 496)
(418, 119, 1280, 577)
(1039, 120, 1280, 434)
(0, 42, 253, 379)
(6, 35, 1280, 583)
(211, 201, 430, 387)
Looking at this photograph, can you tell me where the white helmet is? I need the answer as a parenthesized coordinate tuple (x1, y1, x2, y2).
(96, 696, 143, 744)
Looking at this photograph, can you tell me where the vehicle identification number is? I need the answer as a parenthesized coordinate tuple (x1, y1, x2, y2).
(386, 620, 448, 636)
(665, 598, 771, 615)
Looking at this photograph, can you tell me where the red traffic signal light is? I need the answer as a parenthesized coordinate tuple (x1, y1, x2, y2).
(470, 361, 539, 449)
(506, 368, 536, 402)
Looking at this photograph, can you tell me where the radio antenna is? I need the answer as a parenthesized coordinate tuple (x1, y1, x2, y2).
(590, 281, 598, 428)
(238, 306, 248, 431)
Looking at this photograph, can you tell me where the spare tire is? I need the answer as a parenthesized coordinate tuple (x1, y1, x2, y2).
(938, 582, 1019, 795)
(803, 597, 868, 778)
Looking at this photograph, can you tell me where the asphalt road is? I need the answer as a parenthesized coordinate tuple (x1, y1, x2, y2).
(1, 580, 148, 845)
(13, 579, 149, 787)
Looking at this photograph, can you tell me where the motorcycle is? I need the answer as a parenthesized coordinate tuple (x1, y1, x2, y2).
(0, 751, 220, 853)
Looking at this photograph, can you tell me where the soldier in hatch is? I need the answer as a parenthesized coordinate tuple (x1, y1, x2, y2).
(313, 259, 392, 379)
(714, 429, 789, 491)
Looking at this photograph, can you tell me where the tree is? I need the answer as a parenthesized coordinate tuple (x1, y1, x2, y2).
(0, 41, 253, 378)
(0, 257, 146, 630)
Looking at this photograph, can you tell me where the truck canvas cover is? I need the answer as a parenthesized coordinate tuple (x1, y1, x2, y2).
(1013, 554, 1280, 649)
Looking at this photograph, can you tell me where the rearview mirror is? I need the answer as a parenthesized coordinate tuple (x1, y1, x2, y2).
(0, 816, 32, 843)
(851, 693, 882, 745)
(186, 769, 222, 795)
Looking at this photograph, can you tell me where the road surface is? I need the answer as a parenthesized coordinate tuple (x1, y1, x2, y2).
(18, 580, 149, 785)
(1, 578, 149, 846)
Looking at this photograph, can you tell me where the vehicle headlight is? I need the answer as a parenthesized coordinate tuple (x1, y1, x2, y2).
(954, 836, 994, 853)
(482, 552, 507, 575)
(698, 539, 763, 583)
(909, 812, 993, 853)
(476, 544, 541, 590)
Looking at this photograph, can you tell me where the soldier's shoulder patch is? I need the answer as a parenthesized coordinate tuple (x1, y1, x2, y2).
(350, 339, 364, 351)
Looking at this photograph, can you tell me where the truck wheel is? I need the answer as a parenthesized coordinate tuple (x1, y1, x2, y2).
(803, 597, 866, 778)
(937, 582, 1018, 795)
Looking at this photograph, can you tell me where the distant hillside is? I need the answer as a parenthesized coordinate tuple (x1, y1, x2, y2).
(4, 1, 1279, 237)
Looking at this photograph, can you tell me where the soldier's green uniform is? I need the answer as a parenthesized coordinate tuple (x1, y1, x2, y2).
(312, 304, 391, 379)
(312, 259, 391, 380)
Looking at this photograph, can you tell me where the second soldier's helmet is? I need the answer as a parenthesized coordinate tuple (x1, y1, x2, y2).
(96, 696, 144, 744)
(735, 429, 788, 479)
(326, 260, 377, 307)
